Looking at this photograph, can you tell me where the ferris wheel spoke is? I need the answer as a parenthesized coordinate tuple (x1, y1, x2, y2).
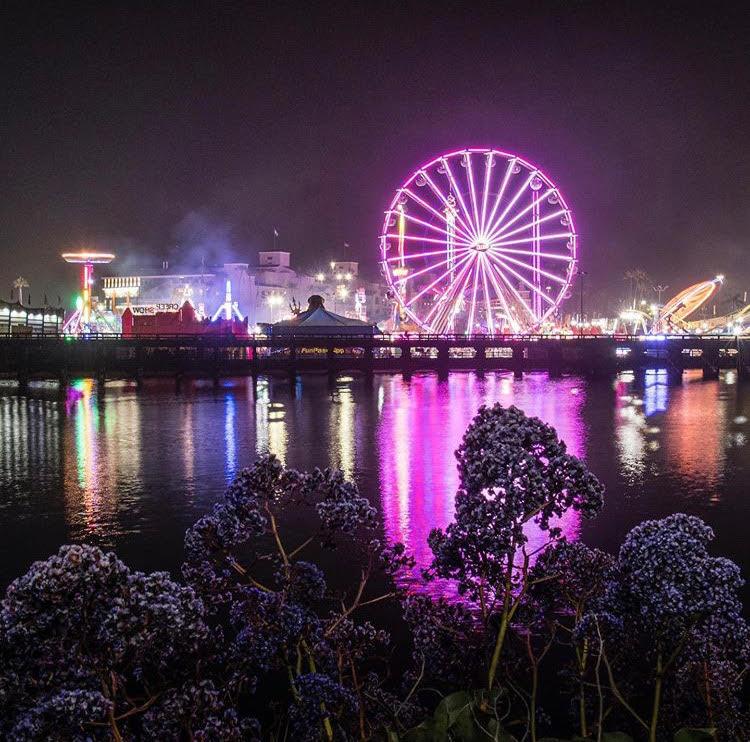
(484, 158, 516, 238)
(484, 255, 538, 321)
(384, 244, 471, 263)
(421, 171, 476, 240)
(385, 233, 473, 247)
(485, 171, 535, 239)
(425, 256, 475, 331)
(398, 211, 475, 243)
(483, 254, 521, 332)
(487, 208, 567, 243)
(436, 161, 477, 238)
(479, 256, 495, 334)
(487, 253, 556, 306)
(405, 252, 474, 308)
(394, 250, 472, 286)
(463, 153, 481, 232)
(490, 232, 574, 249)
(486, 188, 555, 242)
(480, 152, 493, 234)
(489, 251, 567, 286)
(465, 256, 482, 334)
(492, 246, 573, 261)
(402, 188, 475, 243)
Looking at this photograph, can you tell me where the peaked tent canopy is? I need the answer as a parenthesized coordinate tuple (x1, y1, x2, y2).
(269, 295, 379, 335)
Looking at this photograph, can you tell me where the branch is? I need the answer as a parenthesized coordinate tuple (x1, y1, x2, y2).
(601, 645, 648, 731)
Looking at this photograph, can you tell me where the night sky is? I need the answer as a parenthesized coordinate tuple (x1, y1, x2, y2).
(2, 2, 749, 311)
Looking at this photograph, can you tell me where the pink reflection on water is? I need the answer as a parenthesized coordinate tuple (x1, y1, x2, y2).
(377, 373, 587, 596)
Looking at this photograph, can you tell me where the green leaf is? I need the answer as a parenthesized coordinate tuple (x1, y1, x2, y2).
(402, 690, 518, 742)
(602, 734, 635, 742)
(673, 729, 716, 742)
(402, 719, 439, 742)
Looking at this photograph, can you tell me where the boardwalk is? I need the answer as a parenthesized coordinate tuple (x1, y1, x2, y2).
(0, 333, 748, 388)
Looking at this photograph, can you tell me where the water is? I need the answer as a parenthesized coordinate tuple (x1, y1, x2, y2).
(1, 370, 749, 604)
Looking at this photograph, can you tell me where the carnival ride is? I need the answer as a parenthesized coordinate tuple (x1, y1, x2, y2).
(647, 276, 750, 335)
(379, 148, 577, 334)
(211, 279, 244, 322)
(62, 251, 120, 335)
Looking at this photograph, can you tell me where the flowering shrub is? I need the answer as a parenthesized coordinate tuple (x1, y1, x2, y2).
(601, 513, 749, 741)
(428, 403, 605, 693)
(0, 408, 747, 741)
(0, 544, 215, 739)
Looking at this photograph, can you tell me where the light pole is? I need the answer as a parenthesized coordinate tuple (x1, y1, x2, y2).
(578, 270, 588, 335)
(653, 284, 669, 305)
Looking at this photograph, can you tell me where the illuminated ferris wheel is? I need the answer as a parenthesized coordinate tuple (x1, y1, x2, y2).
(380, 148, 578, 334)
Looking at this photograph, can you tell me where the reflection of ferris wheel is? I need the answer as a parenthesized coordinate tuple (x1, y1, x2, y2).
(380, 148, 578, 334)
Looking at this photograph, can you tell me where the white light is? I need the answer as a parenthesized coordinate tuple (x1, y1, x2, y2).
(315, 273, 325, 281)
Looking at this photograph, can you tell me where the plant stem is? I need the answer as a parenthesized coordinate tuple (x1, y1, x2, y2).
(302, 640, 334, 741)
(526, 634, 538, 742)
(601, 645, 648, 731)
(487, 553, 515, 692)
(577, 639, 589, 739)
(648, 654, 663, 742)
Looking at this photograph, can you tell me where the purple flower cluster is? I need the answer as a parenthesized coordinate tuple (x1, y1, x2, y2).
(604, 513, 750, 735)
(0, 543, 229, 738)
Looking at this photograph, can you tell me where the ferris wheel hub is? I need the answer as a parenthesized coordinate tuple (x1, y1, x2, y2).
(472, 239, 490, 253)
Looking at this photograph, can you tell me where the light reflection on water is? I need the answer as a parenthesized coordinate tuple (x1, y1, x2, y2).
(0, 371, 748, 601)
(376, 373, 586, 589)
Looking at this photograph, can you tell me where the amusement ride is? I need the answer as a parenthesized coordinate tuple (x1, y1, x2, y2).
(379, 148, 577, 334)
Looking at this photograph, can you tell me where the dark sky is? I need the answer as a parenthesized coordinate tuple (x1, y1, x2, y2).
(2, 2, 749, 310)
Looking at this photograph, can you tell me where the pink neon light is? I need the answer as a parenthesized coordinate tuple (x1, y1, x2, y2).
(486, 189, 556, 242)
(487, 252, 556, 305)
(379, 148, 578, 333)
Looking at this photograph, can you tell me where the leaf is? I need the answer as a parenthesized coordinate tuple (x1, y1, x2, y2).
(402, 719, 439, 742)
(402, 690, 518, 742)
(673, 729, 716, 742)
(601, 734, 635, 742)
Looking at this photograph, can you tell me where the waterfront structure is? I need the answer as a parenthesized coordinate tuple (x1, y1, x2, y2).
(0, 300, 64, 336)
(379, 148, 577, 334)
(269, 295, 379, 335)
(1, 333, 746, 386)
(102, 252, 316, 327)
(121, 300, 247, 336)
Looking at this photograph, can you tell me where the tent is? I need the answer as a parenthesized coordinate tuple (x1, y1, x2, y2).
(269, 295, 379, 335)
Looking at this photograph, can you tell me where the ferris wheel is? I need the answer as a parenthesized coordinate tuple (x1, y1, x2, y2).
(379, 148, 578, 334)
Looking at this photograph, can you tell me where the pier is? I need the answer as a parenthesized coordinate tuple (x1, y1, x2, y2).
(0, 333, 748, 388)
